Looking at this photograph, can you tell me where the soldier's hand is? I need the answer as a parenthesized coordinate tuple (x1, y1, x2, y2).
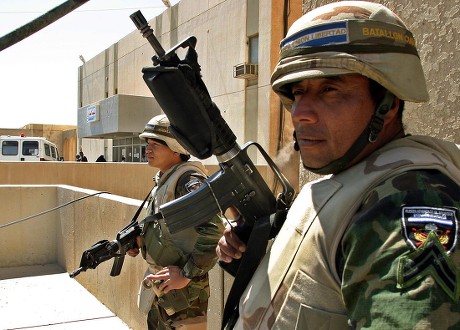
(127, 236, 142, 257)
(216, 223, 246, 263)
(147, 266, 191, 294)
(127, 247, 139, 257)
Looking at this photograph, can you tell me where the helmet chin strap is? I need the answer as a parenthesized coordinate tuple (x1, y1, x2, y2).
(295, 91, 395, 175)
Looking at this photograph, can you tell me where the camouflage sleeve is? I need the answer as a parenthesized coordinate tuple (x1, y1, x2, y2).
(340, 169, 460, 329)
(175, 171, 225, 278)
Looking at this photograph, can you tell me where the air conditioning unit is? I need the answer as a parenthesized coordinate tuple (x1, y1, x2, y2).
(233, 63, 258, 79)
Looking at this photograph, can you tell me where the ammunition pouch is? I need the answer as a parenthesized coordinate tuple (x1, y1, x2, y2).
(157, 275, 209, 316)
(138, 265, 210, 316)
(158, 286, 192, 316)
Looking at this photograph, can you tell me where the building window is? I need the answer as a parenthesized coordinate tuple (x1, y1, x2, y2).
(112, 137, 146, 162)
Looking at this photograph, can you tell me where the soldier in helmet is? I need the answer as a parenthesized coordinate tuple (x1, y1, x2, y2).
(217, 2, 460, 329)
(128, 114, 224, 330)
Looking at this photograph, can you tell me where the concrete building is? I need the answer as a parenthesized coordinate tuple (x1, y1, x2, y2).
(77, 0, 303, 188)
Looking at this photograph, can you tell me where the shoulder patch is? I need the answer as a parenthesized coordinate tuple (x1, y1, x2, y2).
(397, 231, 460, 301)
(184, 174, 205, 193)
(401, 206, 458, 253)
(398, 206, 460, 301)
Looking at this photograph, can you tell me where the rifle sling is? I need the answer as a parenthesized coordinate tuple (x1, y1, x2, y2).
(222, 215, 272, 329)
(131, 190, 153, 223)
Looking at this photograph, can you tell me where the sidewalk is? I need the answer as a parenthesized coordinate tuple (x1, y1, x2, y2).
(0, 264, 131, 330)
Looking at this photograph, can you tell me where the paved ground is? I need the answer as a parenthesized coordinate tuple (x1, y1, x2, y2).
(0, 264, 130, 330)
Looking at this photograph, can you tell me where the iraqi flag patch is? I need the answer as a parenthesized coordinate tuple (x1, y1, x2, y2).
(401, 206, 458, 253)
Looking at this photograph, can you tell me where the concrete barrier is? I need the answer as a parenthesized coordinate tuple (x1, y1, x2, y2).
(0, 184, 227, 330)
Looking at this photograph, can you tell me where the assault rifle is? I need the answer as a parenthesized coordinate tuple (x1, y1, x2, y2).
(69, 218, 142, 278)
(130, 10, 295, 277)
(69, 191, 151, 279)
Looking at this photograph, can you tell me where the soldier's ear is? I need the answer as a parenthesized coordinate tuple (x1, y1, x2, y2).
(385, 96, 401, 124)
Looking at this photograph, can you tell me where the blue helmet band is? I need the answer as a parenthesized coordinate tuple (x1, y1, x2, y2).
(280, 20, 419, 59)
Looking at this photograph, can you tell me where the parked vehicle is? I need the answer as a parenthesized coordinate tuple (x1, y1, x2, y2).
(0, 134, 61, 161)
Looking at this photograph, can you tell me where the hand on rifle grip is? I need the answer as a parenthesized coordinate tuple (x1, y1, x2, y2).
(216, 222, 247, 263)
(127, 236, 142, 257)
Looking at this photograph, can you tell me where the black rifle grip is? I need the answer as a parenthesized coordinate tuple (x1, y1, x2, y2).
(218, 223, 253, 277)
(110, 255, 125, 277)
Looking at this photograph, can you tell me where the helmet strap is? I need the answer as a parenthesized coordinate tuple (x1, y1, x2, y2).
(368, 91, 394, 143)
(300, 91, 395, 175)
(293, 131, 300, 151)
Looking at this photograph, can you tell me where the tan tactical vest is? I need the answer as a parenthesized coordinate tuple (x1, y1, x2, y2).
(139, 161, 211, 320)
(141, 161, 207, 269)
(235, 136, 460, 330)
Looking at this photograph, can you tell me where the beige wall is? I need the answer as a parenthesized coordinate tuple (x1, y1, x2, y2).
(387, 0, 459, 142)
(0, 185, 225, 329)
(0, 162, 225, 201)
(0, 182, 228, 330)
(0, 185, 145, 329)
(0, 162, 151, 200)
(0, 185, 59, 268)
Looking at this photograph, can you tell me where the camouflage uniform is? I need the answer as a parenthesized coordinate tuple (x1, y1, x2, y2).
(140, 161, 224, 330)
(342, 165, 460, 328)
(234, 136, 460, 329)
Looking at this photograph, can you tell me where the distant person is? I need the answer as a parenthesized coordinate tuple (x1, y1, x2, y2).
(96, 155, 106, 162)
(79, 151, 88, 162)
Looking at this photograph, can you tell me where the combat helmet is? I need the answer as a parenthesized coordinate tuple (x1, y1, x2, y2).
(271, 1, 429, 174)
(272, 0, 428, 110)
(139, 114, 189, 155)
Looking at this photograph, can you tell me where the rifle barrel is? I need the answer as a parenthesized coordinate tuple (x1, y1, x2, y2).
(130, 10, 165, 58)
(69, 267, 83, 278)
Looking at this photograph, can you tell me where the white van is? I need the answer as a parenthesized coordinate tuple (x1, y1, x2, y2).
(0, 135, 61, 161)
